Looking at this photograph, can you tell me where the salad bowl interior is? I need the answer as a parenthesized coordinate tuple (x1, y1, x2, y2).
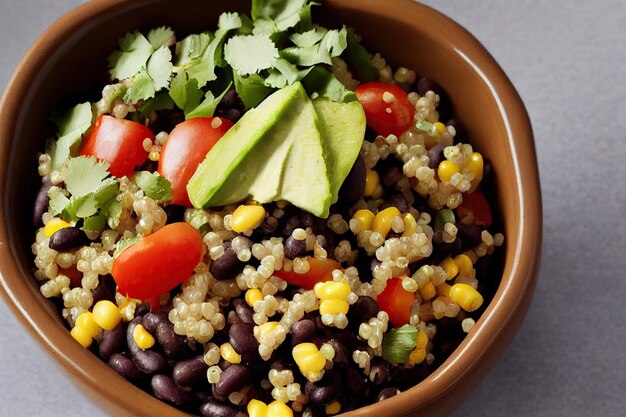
(0, 0, 541, 416)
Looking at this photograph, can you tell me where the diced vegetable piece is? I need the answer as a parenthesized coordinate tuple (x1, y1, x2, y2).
(381, 324, 419, 365)
(274, 257, 341, 290)
(457, 189, 493, 227)
(355, 82, 415, 137)
(377, 277, 414, 328)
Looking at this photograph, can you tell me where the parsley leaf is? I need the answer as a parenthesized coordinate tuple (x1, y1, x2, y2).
(50, 102, 93, 169)
(147, 45, 174, 91)
(108, 31, 154, 81)
(124, 68, 157, 103)
(65, 156, 111, 197)
(224, 34, 279, 76)
(147, 26, 175, 49)
(135, 171, 173, 203)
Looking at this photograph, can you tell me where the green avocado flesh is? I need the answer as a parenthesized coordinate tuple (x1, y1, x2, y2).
(187, 82, 365, 218)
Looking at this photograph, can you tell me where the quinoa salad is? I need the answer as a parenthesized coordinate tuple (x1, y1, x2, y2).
(31, 1, 504, 416)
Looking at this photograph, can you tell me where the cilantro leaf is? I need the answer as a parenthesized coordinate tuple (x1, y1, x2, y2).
(233, 72, 273, 110)
(302, 66, 357, 103)
(65, 156, 111, 197)
(108, 31, 154, 81)
(135, 171, 173, 203)
(50, 102, 93, 169)
(186, 81, 233, 119)
(64, 194, 99, 221)
(48, 187, 70, 216)
(114, 236, 140, 257)
(219, 12, 243, 32)
(290, 28, 326, 48)
(147, 26, 175, 49)
(264, 59, 300, 89)
(93, 178, 119, 207)
(105, 200, 122, 228)
(281, 27, 347, 66)
(252, 0, 308, 31)
(124, 68, 157, 103)
(345, 28, 379, 83)
(169, 71, 204, 114)
(83, 213, 108, 233)
(139, 91, 175, 115)
(176, 33, 212, 67)
(224, 34, 279, 76)
(147, 45, 174, 91)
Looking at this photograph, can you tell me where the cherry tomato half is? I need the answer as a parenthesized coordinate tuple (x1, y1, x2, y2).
(112, 222, 202, 300)
(457, 189, 493, 227)
(79, 115, 153, 178)
(274, 257, 342, 290)
(158, 117, 233, 207)
(377, 277, 414, 328)
(355, 82, 415, 137)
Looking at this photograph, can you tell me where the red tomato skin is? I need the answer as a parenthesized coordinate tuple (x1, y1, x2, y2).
(457, 189, 493, 227)
(79, 115, 153, 178)
(60, 265, 82, 288)
(377, 277, 414, 328)
(355, 82, 415, 137)
(112, 222, 202, 300)
(158, 117, 233, 207)
(274, 257, 342, 290)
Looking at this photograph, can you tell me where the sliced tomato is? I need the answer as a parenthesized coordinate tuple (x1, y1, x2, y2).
(59, 265, 82, 288)
(111, 222, 202, 300)
(377, 277, 414, 328)
(274, 257, 342, 290)
(355, 82, 415, 137)
(457, 189, 493, 227)
(79, 115, 153, 178)
(158, 117, 233, 207)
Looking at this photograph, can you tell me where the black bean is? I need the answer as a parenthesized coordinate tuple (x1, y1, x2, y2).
(316, 233, 335, 253)
(99, 323, 126, 360)
(156, 321, 192, 358)
(219, 108, 242, 123)
(347, 296, 379, 325)
(152, 108, 185, 133)
(431, 230, 462, 261)
(379, 194, 409, 213)
(109, 353, 144, 382)
(127, 318, 168, 374)
(215, 364, 254, 397)
(260, 216, 279, 234)
(456, 222, 483, 250)
(173, 356, 208, 387)
(48, 227, 89, 251)
(290, 319, 316, 346)
(284, 236, 307, 259)
(92, 275, 116, 305)
(163, 204, 186, 224)
(142, 312, 167, 334)
(200, 400, 245, 417)
(376, 387, 401, 402)
(369, 359, 390, 385)
(301, 212, 326, 235)
(327, 339, 349, 369)
(305, 370, 342, 404)
(383, 166, 403, 187)
(345, 367, 367, 396)
(232, 298, 254, 324)
(416, 77, 453, 121)
(338, 154, 366, 205)
(416, 77, 442, 97)
(447, 118, 467, 141)
(151, 374, 190, 406)
(228, 322, 258, 357)
(210, 247, 244, 281)
(427, 143, 447, 170)
(282, 215, 303, 237)
(33, 178, 51, 227)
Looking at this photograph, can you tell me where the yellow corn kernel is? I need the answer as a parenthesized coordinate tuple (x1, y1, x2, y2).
(402, 213, 417, 237)
(314, 281, 351, 301)
(467, 152, 484, 192)
(220, 342, 242, 364)
(409, 347, 426, 364)
(326, 401, 342, 415)
(436, 282, 451, 298)
(259, 322, 279, 335)
(437, 160, 460, 183)
(449, 284, 484, 312)
(133, 324, 155, 350)
(372, 207, 401, 239)
(247, 399, 268, 417)
(320, 299, 350, 315)
(293, 343, 326, 375)
(231, 204, 266, 233)
(245, 289, 264, 307)
(433, 122, 446, 135)
(419, 281, 436, 300)
(353, 209, 375, 231)
(44, 217, 70, 238)
(416, 330, 429, 349)
(439, 257, 459, 280)
(92, 300, 122, 331)
(70, 326, 93, 348)
(75, 312, 100, 338)
(267, 401, 293, 417)
(364, 170, 380, 197)
(454, 254, 474, 277)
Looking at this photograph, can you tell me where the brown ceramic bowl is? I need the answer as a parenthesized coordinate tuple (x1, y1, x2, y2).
(0, 0, 541, 415)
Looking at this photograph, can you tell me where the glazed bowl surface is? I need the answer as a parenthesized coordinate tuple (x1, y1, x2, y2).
(0, 0, 541, 416)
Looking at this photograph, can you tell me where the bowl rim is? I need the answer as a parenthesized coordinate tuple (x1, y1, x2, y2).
(0, 0, 542, 415)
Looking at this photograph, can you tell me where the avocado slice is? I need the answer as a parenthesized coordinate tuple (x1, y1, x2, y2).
(187, 82, 301, 208)
(313, 98, 366, 204)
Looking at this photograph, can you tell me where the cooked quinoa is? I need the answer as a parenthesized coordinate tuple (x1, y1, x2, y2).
(30, 3, 504, 416)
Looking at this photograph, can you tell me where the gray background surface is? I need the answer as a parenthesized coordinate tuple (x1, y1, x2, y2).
(1, 0, 625, 416)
